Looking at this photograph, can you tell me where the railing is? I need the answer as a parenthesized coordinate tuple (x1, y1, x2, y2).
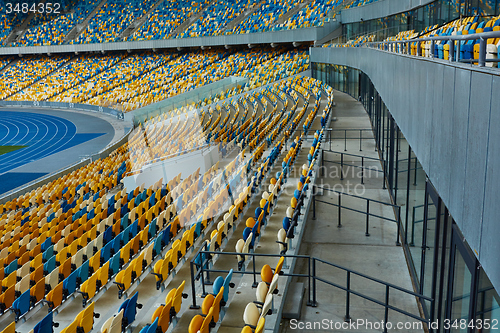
(321, 149, 384, 186)
(291, 128, 374, 151)
(312, 185, 403, 245)
(190, 251, 432, 333)
(366, 30, 500, 67)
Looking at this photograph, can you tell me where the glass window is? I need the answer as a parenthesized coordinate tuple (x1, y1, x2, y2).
(476, 270, 500, 333)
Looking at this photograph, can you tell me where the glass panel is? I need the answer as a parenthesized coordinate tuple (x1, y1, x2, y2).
(450, 249, 472, 333)
(407, 151, 426, 283)
(422, 190, 438, 312)
(475, 269, 500, 333)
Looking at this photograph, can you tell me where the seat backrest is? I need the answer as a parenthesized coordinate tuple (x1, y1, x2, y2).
(256, 282, 268, 303)
(267, 274, 279, 295)
(255, 317, 266, 333)
(260, 294, 273, 318)
(243, 302, 260, 327)
(188, 315, 203, 333)
(201, 294, 214, 315)
(124, 291, 139, 324)
(212, 276, 224, 295)
(33, 311, 53, 333)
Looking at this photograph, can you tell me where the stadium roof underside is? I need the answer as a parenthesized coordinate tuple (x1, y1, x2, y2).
(0, 22, 340, 56)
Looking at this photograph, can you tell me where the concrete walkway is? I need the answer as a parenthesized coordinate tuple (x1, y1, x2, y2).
(278, 91, 424, 333)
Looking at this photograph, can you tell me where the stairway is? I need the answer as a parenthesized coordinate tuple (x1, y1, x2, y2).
(63, 0, 107, 44)
(118, 0, 166, 40)
(4, 12, 37, 46)
(170, 0, 217, 37)
(275, 0, 312, 25)
(222, 0, 266, 33)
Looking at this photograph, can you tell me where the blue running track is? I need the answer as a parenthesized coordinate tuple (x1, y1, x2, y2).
(0, 111, 105, 193)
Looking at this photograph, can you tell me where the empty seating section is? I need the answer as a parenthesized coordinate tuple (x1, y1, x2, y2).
(376, 15, 500, 67)
(0, 72, 332, 333)
(0, 55, 70, 100)
(129, 0, 211, 41)
(0, 47, 309, 113)
(227, 0, 304, 35)
(8, 54, 124, 102)
(74, 0, 157, 44)
(14, 0, 102, 46)
(345, 0, 380, 8)
(326, 34, 375, 47)
(179, 0, 253, 38)
(273, 0, 341, 31)
(60, 52, 171, 107)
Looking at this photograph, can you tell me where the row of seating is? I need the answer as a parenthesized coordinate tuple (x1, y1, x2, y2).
(13, 0, 102, 47)
(179, 0, 254, 38)
(98, 291, 142, 333)
(226, 0, 303, 35)
(9, 161, 216, 323)
(344, 0, 380, 8)
(128, 0, 211, 41)
(1, 74, 328, 333)
(73, 0, 158, 44)
(379, 15, 500, 67)
(9, 53, 125, 102)
(0, 55, 71, 100)
(272, 0, 341, 31)
(1, 47, 309, 113)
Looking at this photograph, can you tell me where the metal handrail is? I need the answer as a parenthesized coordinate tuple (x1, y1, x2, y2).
(312, 185, 402, 243)
(190, 250, 432, 331)
(366, 30, 500, 67)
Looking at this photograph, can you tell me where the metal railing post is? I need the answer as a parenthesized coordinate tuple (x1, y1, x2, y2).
(338, 193, 342, 228)
(200, 258, 207, 297)
(359, 129, 362, 151)
(190, 261, 200, 309)
(312, 259, 317, 307)
(396, 206, 401, 246)
(340, 153, 345, 180)
(417, 41, 421, 57)
(384, 285, 390, 333)
(479, 37, 486, 67)
(449, 39, 455, 62)
(430, 40, 435, 58)
(410, 206, 416, 246)
(329, 129, 332, 151)
(365, 200, 370, 236)
(307, 257, 313, 306)
(361, 156, 364, 184)
(344, 130, 347, 151)
(321, 150, 324, 177)
(313, 187, 316, 220)
(345, 271, 351, 322)
(252, 255, 258, 288)
(456, 41, 461, 62)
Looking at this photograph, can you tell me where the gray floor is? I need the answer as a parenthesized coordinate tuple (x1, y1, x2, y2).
(279, 91, 424, 333)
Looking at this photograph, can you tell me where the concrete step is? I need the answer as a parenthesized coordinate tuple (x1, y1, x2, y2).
(275, 0, 312, 25)
(118, 0, 166, 40)
(223, 0, 266, 33)
(282, 282, 304, 319)
(64, 0, 107, 44)
(170, 0, 217, 37)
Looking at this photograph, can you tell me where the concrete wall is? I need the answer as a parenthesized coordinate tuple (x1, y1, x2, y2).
(310, 46, 500, 292)
(0, 22, 340, 56)
(0, 100, 124, 120)
(340, 0, 435, 23)
(122, 145, 219, 191)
